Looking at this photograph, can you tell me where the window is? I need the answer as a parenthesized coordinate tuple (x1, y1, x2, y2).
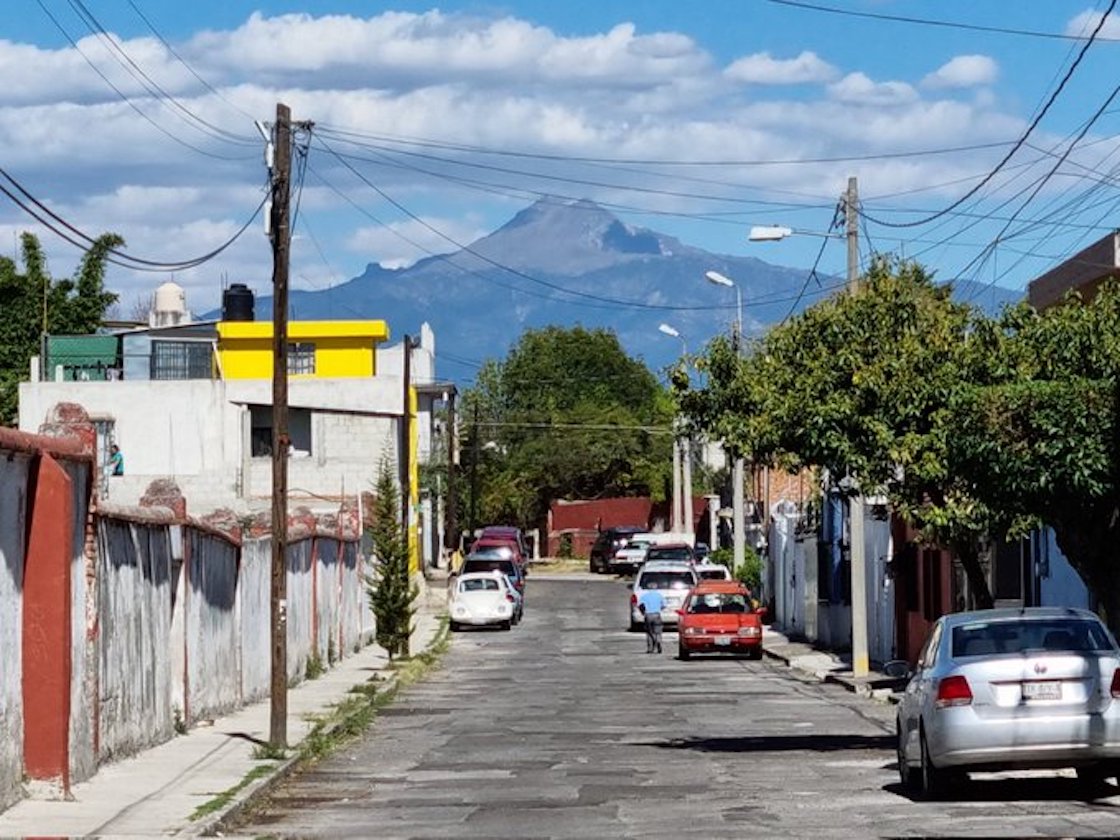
(287, 342, 315, 375)
(151, 340, 213, 380)
(249, 405, 312, 457)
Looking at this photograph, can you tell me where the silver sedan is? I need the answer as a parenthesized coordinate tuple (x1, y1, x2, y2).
(897, 607, 1120, 799)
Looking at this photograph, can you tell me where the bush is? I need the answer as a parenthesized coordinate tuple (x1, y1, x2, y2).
(558, 533, 573, 559)
(708, 547, 733, 569)
(735, 546, 762, 591)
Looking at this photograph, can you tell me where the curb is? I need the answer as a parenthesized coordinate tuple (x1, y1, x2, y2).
(191, 613, 451, 838)
(764, 643, 901, 705)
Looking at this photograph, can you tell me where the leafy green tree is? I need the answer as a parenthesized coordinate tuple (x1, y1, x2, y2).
(365, 459, 418, 660)
(0, 232, 121, 424)
(949, 283, 1120, 631)
(462, 326, 673, 532)
(681, 258, 1001, 607)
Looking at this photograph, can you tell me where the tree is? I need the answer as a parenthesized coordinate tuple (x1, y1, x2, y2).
(461, 326, 673, 531)
(949, 282, 1120, 632)
(680, 258, 1002, 607)
(365, 459, 418, 660)
(0, 232, 121, 424)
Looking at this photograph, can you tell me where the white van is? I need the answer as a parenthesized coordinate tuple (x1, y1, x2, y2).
(608, 531, 694, 574)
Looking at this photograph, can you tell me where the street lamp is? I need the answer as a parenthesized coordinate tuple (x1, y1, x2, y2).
(748, 225, 794, 242)
(658, 322, 691, 536)
(703, 271, 746, 575)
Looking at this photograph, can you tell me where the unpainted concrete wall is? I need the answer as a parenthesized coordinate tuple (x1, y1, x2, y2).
(0, 453, 30, 811)
(315, 540, 341, 664)
(97, 519, 174, 760)
(286, 539, 314, 683)
(238, 538, 271, 702)
(340, 542, 365, 655)
(185, 528, 240, 722)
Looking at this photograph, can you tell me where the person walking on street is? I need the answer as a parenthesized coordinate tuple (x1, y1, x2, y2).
(638, 586, 667, 653)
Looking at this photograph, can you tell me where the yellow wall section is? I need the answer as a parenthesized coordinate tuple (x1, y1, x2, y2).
(217, 320, 389, 380)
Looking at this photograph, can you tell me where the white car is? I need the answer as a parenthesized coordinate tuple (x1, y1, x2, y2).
(694, 562, 732, 581)
(611, 537, 653, 574)
(449, 572, 517, 631)
(629, 561, 698, 630)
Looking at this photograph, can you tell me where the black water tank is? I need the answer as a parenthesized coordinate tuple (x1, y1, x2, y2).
(222, 283, 255, 321)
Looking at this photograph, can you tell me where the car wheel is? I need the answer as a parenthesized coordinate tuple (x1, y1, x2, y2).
(919, 729, 952, 800)
(678, 644, 691, 661)
(897, 722, 919, 793)
(500, 620, 512, 631)
(748, 646, 764, 661)
(449, 621, 460, 632)
(629, 620, 642, 632)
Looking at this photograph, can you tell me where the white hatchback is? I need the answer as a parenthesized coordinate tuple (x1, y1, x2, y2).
(629, 561, 697, 630)
(449, 572, 517, 631)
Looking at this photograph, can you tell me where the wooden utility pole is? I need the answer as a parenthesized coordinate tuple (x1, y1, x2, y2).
(845, 174, 870, 680)
(468, 402, 480, 534)
(400, 334, 413, 535)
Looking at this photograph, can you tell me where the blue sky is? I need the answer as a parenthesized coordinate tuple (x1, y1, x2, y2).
(3, 1, 1120, 324)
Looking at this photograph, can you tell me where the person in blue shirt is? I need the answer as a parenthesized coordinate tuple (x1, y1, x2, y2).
(109, 444, 124, 476)
(638, 587, 667, 654)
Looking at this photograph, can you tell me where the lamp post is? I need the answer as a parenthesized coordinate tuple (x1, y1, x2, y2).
(659, 323, 691, 536)
(704, 271, 746, 574)
(750, 175, 868, 678)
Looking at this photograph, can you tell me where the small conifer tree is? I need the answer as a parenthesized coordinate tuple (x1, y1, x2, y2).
(366, 459, 418, 660)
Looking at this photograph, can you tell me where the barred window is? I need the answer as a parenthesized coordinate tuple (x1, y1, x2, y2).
(287, 342, 315, 375)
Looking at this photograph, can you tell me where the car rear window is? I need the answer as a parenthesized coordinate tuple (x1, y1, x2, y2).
(638, 571, 694, 590)
(951, 618, 1116, 657)
(698, 568, 730, 580)
(460, 578, 499, 592)
(463, 559, 516, 576)
(648, 546, 693, 562)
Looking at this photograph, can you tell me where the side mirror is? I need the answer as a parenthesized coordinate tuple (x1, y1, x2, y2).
(755, 606, 769, 622)
(882, 659, 913, 680)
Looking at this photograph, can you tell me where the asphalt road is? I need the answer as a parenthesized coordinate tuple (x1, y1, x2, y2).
(237, 575, 1120, 839)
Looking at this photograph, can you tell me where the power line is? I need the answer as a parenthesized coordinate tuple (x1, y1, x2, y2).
(762, 0, 1120, 42)
(859, 0, 1116, 230)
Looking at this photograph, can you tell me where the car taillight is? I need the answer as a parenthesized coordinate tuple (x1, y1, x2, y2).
(1111, 668, 1120, 699)
(506, 594, 516, 603)
(935, 675, 973, 708)
(630, 593, 637, 606)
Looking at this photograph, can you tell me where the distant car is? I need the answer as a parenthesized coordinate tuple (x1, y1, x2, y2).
(693, 542, 711, 562)
(694, 562, 732, 581)
(471, 536, 528, 574)
(479, 526, 530, 562)
(897, 607, 1120, 799)
(611, 537, 654, 575)
(449, 572, 517, 631)
(460, 551, 526, 598)
(589, 525, 645, 574)
(629, 561, 697, 631)
(645, 543, 695, 564)
(677, 580, 763, 660)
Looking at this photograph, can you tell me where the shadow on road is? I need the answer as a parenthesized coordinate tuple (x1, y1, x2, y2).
(644, 733, 893, 753)
(883, 777, 1120, 805)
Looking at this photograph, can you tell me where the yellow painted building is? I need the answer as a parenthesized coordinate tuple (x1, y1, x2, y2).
(216, 320, 390, 379)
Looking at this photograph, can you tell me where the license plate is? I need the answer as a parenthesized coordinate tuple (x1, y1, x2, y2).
(714, 636, 732, 647)
(1022, 681, 1061, 700)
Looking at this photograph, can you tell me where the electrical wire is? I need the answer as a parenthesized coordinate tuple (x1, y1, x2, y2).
(762, 0, 1120, 42)
(0, 164, 267, 271)
(859, 0, 1116, 230)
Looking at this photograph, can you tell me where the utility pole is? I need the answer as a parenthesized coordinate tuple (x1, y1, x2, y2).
(400, 334, 413, 535)
(671, 432, 682, 533)
(845, 174, 870, 680)
(268, 102, 292, 750)
(446, 389, 458, 556)
(468, 402, 480, 536)
(731, 305, 745, 576)
(681, 436, 693, 536)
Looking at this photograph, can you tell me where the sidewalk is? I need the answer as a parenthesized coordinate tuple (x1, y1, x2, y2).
(0, 579, 448, 838)
(762, 625, 907, 704)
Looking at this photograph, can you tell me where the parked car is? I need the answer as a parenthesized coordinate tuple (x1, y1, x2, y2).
(471, 536, 528, 574)
(896, 607, 1120, 799)
(694, 562, 732, 581)
(645, 543, 695, 564)
(676, 580, 763, 660)
(449, 572, 517, 631)
(589, 525, 645, 574)
(479, 526, 530, 562)
(460, 551, 526, 598)
(693, 542, 711, 562)
(629, 561, 697, 631)
(611, 536, 655, 575)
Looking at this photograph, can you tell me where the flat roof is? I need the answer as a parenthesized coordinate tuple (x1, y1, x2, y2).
(216, 320, 390, 341)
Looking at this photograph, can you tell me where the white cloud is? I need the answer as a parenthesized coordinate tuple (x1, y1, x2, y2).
(724, 50, 836, 85)
(922, 55, 998, 89)
(828, 72, 917, 106)
(1066, 8, 1120, 39)
(345, 217, 489, 269)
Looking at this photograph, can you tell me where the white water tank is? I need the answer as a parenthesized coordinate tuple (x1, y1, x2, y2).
(151, 281, 190, 327)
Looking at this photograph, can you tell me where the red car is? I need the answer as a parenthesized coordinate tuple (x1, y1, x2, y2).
(676, 580, 763, 660)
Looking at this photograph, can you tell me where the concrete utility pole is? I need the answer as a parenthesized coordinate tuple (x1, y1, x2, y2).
(400, 335, 414, 534)
(671, 434, 682, 533)
(681, 437, 693, 536)
(845, 175, 870, 680)
(732, 302, 745, 575)
(468, 402, 480, 537)
(268, 102, 292, 750)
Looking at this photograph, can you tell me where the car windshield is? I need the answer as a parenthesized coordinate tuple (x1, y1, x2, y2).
(460, 578, 500, 592)
(951, 618, 1115, 657)
(687, 593, 747, 613)
(638, 571, 694, 590)
(648, 547, 692, 562)
(698, 568, 729, 580)
(623, 540, 651, 552)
